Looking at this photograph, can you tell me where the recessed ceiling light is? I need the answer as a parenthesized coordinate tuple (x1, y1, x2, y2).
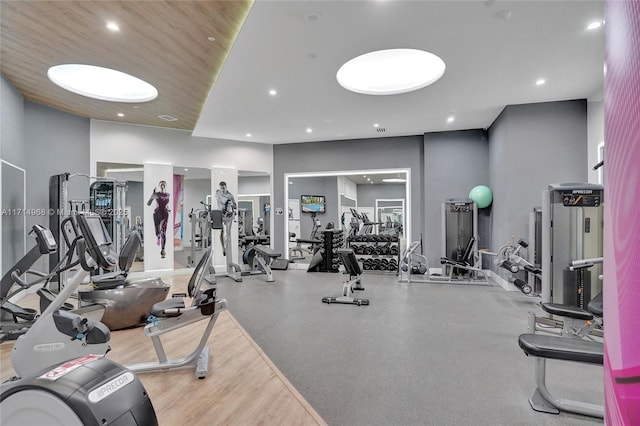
(246, 133, 252, 137)
(587, 21, 602, 30)
(306, 128, 313, 133)
(105, 167, 144, 173)
(207, 36, 216, 42)
(373, 123, 380, 128)
(536, 78, 546, 86)
(447, 116, 454, 123)
(382, 178, 407, 183)
(269, 89, 277, 96)
(106, 21, 120, 32)
(117, 112, 124, 117)
(337, 48, 446, 95)
(48, 64, 158, 103)
(184, 168, 189, 171)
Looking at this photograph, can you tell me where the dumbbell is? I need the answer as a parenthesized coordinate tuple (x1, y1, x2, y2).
(389, 245, 398, 256)
(380, 259, 389, 270)
(389, 259, 398, 271)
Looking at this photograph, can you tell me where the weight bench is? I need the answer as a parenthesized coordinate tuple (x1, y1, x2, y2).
(322, 249, 369, 306)
(244, 245, 282, 282)
(289, 238, 322, 261)
(518, 333, 603, 418)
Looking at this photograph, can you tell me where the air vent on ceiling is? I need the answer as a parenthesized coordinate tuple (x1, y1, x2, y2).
(376, 127, 386, 133)
(158, 114, 178, 121)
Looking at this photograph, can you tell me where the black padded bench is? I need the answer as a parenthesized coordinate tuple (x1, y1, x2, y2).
(245, 245, 283, 282)
(518, 333, 604, 418)
(322, 249, 369, 306)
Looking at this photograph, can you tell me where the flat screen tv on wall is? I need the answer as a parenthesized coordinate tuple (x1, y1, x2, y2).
(301, 195, 326, 214)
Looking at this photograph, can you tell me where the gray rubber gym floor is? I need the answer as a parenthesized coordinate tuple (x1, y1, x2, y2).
(215, 269, 604, 426)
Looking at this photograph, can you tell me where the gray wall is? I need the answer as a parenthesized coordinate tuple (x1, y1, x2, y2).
(424, 130, 490, 263)
(1, 76, 26, 274)
(24, 101, 90, 233)
(238, 175, 270, 195)
(1, 75, 25, 167)
(288, 176, 338, 239)
(489, 100, 587, 261)
(356, 184, 406, 208)
(274, 136, 423, 255)
(0, 96, 90, 274)
(126, 181, 144, 227)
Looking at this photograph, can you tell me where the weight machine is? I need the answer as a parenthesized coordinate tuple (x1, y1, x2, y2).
(541, 183, 603, 307)
(49, 173, 129, 288)
(188, 203, 211, 267)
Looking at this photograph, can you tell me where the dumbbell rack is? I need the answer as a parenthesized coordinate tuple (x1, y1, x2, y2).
(310, 229, 345, 273)
(347, 234, 399, 274)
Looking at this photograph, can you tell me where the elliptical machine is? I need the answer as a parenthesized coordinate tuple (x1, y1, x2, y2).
(1, 224, 63, 341)
(0, 220, 102, 342)
(1, 215, 158, 425)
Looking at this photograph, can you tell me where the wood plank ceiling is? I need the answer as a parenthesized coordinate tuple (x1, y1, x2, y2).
(0, 0, 253, 131)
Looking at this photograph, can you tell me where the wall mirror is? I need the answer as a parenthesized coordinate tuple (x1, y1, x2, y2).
(285, 170, 409, 262)
(237, 171, 271, 250)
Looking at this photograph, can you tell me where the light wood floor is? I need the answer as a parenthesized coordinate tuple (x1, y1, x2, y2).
(0, 276, 326, 426)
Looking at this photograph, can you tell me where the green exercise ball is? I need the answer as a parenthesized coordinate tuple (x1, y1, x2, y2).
(469, 185, 493, 208)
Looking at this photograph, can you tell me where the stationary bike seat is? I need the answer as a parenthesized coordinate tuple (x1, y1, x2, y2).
(150, 298, 186, 318)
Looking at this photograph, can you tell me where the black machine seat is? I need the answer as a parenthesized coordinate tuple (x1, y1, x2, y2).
(541, 303, 594, 321)
(252, 245, 281, 258)
(244, 235, 270, 245)
(149, 247, 217, 318)
(440, 237, 476, 267)
(587, 291, 603, 317)
(296, 238, 322, 245)
(90, 230, 141, 289)
(149, 297, 186, 318)
(518, 333, 603, 365)
(337, 248, 362, 276)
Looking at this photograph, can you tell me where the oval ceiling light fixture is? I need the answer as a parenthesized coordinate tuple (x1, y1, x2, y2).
(336, 48, 445, 95)
(48, 64, 158, 103)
